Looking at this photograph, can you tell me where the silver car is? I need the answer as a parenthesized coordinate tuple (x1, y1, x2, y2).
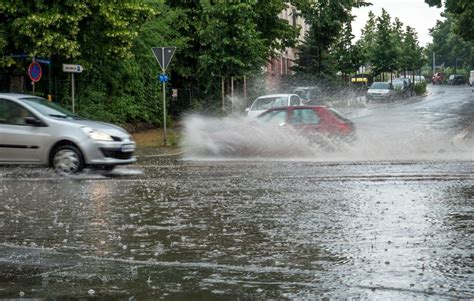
(246, 94, 302, 117)
(0, 93, 136, 174)
(366, 82, 395, 102)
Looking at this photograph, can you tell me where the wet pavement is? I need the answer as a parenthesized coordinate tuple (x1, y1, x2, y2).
(0, 85, 473, 300)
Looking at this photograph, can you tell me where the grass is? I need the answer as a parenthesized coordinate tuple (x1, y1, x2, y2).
(131, 128, 180, 148)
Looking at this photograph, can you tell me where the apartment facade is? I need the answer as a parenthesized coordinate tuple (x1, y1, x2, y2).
(264, 4, 308, 92)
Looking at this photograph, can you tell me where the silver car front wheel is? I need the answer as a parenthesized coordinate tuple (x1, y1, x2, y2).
(53, 146, 84, 175)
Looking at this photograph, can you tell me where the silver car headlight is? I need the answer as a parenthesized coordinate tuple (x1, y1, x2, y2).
(81, 127, 113, 141)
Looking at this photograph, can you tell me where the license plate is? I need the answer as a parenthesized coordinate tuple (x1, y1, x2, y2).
(121, 144, 135, 153)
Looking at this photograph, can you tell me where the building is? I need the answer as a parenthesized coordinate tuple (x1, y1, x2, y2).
(264, 4, 308, 92)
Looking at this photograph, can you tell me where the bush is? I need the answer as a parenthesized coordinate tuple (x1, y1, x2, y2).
(414, 82, 427, 95)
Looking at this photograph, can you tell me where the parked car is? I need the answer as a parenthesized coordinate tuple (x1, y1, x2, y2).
(414, 75, 426, 84)
(366, 82, 395, 102)
(447, 74, 466, 85)
(246, 94, 302, 117)
(293, 86, 322, 105)
(392, 79, 410, 98)
(0, 93, 136, 175)
(432, 72, 444, 85)
(257, 106, 355, 140)
(469, 70, 474, 87)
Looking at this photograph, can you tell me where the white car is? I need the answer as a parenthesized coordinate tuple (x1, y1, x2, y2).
(469, 70, 474, 87)
(246, 94, 302, 117)
(0, 93, 136, 175)
(413, 75, 426, 84)
(366, 82, 395, 102)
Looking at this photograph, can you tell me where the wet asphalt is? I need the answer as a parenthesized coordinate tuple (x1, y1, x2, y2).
(0, 85, 472, 300)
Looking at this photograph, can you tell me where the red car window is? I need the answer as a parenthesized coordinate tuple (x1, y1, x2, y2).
(290, 108, 320, 125)
(259, 110, 287, 124)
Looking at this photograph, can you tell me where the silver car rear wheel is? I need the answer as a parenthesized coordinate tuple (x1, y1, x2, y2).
(53, 146, 84, 175)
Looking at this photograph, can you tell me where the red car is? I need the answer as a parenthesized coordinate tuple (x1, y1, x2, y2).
(432, 72, 445, 85)
(257, 106, 355, 140)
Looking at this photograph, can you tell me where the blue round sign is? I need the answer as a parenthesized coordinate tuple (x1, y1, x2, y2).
(158, 74, 169, 83)
(28, 62, 42, 82)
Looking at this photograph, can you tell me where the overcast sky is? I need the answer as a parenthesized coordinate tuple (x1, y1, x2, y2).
(352, 0, 444, 46)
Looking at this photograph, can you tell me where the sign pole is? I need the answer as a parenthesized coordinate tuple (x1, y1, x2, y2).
(62, 64, 83, 112)
(151, 46, 176, 146)
(32, 57, 35, 94)
(162, 49, 167, 146)
(71, 73, 75, 113)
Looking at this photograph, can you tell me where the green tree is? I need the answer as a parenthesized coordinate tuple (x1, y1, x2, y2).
(0, 1, 154, 59)
(425, 14, 473, 73)
(334, 20, 363, 79)
(425, 0, 474, 41)
(371, 9, 398, 80)
(400, 26, 424, 77)
(165, 0, 300, 112)
(77, 2, 187, 125)
(391, 17, 405, 74)
(292, 0, 369, 79)
(357, 10, 377, 67)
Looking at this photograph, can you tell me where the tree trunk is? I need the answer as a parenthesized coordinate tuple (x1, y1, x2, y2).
(221, 76, 225, 113)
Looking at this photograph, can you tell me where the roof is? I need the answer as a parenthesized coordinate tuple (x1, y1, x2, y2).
(0, 93, 36, 99)
(256, 94, 295, 99)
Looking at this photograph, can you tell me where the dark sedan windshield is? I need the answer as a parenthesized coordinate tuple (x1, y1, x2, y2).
(21, 97, 79, 118)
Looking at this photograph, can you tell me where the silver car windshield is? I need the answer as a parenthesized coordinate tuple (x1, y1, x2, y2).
(370, 82, 390, 89)
(21, 97, 80, 119)
(252, 97, 286, 110)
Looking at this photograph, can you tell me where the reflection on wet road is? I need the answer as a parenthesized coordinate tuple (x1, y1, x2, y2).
(0, 86, 472, 300)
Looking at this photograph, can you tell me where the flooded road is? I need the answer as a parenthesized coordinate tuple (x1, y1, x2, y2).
(0, 85, 472, 300)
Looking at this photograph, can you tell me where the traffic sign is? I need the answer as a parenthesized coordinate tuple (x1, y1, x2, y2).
(62, 64, 84, 73)
(152, 47, 176, 71)
(28, 62, 42, 82)
(158, 74, 169, 83)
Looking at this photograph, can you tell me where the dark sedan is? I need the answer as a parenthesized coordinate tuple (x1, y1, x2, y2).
(447, 74, 465, 85)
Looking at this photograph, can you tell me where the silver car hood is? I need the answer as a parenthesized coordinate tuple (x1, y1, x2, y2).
(368, 89, 390, 94)
(57, 118, 130, 137)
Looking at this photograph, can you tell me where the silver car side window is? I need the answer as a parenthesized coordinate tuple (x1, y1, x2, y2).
(1, 99, 32, 125)
(0, 99, 7, 123)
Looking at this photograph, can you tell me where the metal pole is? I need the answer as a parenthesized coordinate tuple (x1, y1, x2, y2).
(32, 57, 35, 94)
(162, 49, 167, 146)
(243, 75, 247, 106)
(221, 77, 225, 113)
(433, 52, 436, 75)
(162, 81, 167, 146)
(231, 76, 234, 112)
(48, 58, 52, 100)
(72, 73, 75, 113)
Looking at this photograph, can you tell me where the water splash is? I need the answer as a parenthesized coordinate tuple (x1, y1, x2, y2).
(180, 114, 472, 161)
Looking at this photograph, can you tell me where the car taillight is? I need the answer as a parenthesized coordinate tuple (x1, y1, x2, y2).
(338, 123, 352, 134)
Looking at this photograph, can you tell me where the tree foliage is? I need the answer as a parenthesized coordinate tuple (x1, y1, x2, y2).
(333, 20, 363, 78)
(425, 0, 474, 41)
(371, 9, 399, 79)
(357, 11, 377, 66)
(165, 0, 300, 111)
(292, 0, 369, 79)
(399, 26, 425, 75)
(425, 14, 473, 72)
(0, 1, 154, 59)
